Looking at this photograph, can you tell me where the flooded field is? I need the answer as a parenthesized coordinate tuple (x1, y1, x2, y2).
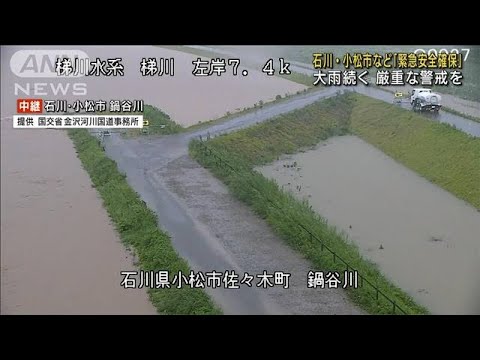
(0, 119, 156, 314)
(3, 46, 306, 127)
(256, 135, 480, 314)
(148, 47, 307, 126)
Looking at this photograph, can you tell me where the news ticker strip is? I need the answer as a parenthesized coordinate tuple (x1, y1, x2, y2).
(53, 52, 465, 78)
(312, 69, 463, 87)
(313, 52, 464, 69)
(13, 115, 145, 129)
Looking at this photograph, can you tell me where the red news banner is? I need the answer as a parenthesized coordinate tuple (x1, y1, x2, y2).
(14, 99, 145, 129)
(17, 99, 43, 114)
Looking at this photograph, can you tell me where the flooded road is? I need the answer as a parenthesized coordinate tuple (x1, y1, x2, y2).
(0, 118, 157, 314)
(257, 135, 480, 314)
(101, 130, 363, 315)
(354, 86, 480, 137)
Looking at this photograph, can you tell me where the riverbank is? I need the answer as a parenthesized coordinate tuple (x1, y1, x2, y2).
(350, 95, 480, 210)
(68, 129, 221, 314)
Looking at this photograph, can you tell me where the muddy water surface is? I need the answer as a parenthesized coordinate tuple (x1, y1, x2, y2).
(1, 119, 156, 314)
(257, 135, 480, 314)
(2, 46, 306, 127)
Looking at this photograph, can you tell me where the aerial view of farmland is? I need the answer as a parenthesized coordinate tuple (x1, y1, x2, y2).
(2, 45, 479, 315)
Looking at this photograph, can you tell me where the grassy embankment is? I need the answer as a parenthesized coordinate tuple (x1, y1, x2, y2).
(123, 104, 184, 137)
(376, 86, 480, 124)
(190, 95, 428, 315)
(127, 94, 313, 136)
(186, 89, 310, 131)
(441, 106, 480, 124)
(350, 95, 480, 210)
(190, 92, 480, 314)
(69, 129, 221, 314)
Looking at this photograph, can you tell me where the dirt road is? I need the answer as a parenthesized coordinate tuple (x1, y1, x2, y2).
(102, 90, 365, 314)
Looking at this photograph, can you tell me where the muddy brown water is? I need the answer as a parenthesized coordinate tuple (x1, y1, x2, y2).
(3, 46, 306, 128)
(0, 119, 157, 314)
(256, 135, 480, 314)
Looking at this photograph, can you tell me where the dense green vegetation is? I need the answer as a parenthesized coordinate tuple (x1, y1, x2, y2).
(69, 129, 221, 314)
(350, 95, 480, 210)
(125, 104, 183, 137)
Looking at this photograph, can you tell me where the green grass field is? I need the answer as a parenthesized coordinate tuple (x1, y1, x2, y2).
(350, 95, 480, 210)
(124, 104, 184, 137)
(69, 129, 221, 315)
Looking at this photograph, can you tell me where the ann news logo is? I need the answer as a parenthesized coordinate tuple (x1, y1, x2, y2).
(10, 49, 89, 78)
(10, 49, 88, 96)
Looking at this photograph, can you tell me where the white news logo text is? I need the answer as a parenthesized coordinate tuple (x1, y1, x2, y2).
(10, 49, 89, 78)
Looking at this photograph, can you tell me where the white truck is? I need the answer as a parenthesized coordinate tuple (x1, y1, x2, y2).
(410, 88, 442, 112)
